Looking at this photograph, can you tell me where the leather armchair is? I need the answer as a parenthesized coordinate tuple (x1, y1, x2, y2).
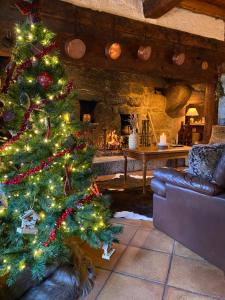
(151, 151, 225, 272)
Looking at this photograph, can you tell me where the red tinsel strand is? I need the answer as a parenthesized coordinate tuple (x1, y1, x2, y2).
(1, 42, 57, 94)
(43, 187, 99, 247)
(2, 143, 85, 185)
(14, 42, 57, 82)
(15, 0, 40, 16)
(0, 82, 73, 152)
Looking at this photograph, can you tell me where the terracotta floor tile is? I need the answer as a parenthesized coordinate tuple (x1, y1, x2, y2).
(110, 218, 143, 227)
(174, 242, 205, 261)
(115, 246, 170, 283)
(80, 268, 111, 300)
(81, 242, 126, 271)
(164, 287, 216, 300)
(97, 273, 164, 300)
(115, 223, 138, 245)
(139, 220, 154, 229)
(168, 256, 225, 299)
(110, 218, 154, 229)
(131, 228, 174, 253)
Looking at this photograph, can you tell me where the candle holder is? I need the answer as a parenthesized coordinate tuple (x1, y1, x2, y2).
(157, 144, 169, 150)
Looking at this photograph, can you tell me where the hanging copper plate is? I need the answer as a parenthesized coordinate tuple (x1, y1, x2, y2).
(105, 42, 122, 60)
(201, 61, 209, 70)
(172, 52, 185, 66)
(138, 45, 152, 61)
(65, 39, 86, 60)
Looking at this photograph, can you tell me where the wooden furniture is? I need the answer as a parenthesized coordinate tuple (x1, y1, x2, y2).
(123, 146, 191, 194)
(1, 1, 225, 84)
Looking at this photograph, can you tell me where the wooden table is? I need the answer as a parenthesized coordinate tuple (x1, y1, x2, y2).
(123, 146, 191, 194)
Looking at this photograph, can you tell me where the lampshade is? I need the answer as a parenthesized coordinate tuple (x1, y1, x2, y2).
(186, 107, 199, 117)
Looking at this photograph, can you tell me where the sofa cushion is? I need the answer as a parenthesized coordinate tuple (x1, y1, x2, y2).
(188, 143, 225, 181)
(213, 151, 225, 188)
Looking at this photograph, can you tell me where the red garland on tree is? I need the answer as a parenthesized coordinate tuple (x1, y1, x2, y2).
(37, 72, 53, 90)
(1, 42, 57, 94)
(2, 143, 85, 185)
(0, 82, 73, 152)
(43, 183, 101, 247)
(15, 0, 41, 23)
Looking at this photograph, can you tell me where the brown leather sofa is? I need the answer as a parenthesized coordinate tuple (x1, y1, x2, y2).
(151, 151, 225, 272)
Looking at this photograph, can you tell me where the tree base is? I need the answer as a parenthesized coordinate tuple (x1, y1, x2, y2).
(0, 239, 95, 300)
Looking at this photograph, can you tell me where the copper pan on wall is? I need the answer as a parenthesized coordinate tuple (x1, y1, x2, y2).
(65, 39, 86, 60)
(105, 42, 122, 60)
(172, 52, 186, 66)
(137, 45, 152, 61)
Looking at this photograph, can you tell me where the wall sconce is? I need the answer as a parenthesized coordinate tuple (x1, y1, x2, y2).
(105, 42, 122, 60)
(65, 38, 86, 60)
(137, 45, 152, 61)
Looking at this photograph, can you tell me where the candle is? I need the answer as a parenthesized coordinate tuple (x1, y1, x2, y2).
(159, 133, 167, 145)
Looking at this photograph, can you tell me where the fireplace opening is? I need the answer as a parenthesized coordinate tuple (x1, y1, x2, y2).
(120, 114, 131, 136)
(79, 100, 97, 123)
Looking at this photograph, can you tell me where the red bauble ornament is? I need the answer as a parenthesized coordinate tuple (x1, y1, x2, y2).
(43, 242, 49, 247)
(37, 72, 53, 90)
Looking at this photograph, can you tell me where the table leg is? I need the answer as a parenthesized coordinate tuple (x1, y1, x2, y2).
(143, 159, 147, 194)
(124, 155, 127, 184)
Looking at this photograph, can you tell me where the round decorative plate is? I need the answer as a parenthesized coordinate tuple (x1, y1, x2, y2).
(172, 52, 185, 66)
(138, 45, 152, 61)
(105, 42, 122, 60)
(65, 39, 86, 60)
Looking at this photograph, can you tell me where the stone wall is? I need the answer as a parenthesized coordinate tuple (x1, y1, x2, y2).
(65, 64, 205, 144)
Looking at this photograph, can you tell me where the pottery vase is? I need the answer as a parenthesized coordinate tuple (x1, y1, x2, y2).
(128, 131, 137, 150)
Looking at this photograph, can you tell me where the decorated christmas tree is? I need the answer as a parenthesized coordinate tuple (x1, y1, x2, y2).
(0, 0, 121, 285)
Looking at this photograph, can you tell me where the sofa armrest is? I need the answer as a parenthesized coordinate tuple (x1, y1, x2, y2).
(151, 178, 166, 197)
(153, 168, 223, 196)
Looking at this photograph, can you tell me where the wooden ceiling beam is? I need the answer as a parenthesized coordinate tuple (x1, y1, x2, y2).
(178, 0, 225, 19)
(143, 0, 182, 18)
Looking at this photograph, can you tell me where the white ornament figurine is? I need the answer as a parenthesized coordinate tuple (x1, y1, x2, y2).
(102, 242, 115, 260)
(17, 209, 40, 234)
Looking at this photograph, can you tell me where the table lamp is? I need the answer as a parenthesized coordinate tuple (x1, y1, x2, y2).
(186, 107, 199, 124)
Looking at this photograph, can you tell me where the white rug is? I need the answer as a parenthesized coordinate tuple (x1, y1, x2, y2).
(114, 211, 153, 221)
(111, 173, 153, 180)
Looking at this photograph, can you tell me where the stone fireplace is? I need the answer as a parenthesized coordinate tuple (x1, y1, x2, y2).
(66, 65, 205, 147)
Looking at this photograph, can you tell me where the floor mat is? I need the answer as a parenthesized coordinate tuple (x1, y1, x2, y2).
(97, 174, 153, 218)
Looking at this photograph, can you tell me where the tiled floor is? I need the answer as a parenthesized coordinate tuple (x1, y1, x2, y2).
(80, 218, 225, 300)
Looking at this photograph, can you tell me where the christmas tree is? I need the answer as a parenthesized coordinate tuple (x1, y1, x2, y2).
(0, 0, 121, 285)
